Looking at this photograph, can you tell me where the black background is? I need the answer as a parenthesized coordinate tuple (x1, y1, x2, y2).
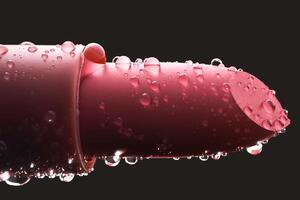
(1, 1, 299, 199)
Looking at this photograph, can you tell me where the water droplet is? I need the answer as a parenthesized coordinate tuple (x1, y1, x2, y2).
(199, 155, 209, 161)
(68, 158, 74, 164)
(202, 120, 209, 127)
(28, 45, 38, 53)
(57, 56, 63, 61)
(6, 60, 15, 69)
(222, 83, 231, 93)
(44, 110, 56, 124)
(247, 143, 263, 155)
(262, 100, 276, 114)
(61, 41, 76, 53)
(262, 119, 272, 129)
(243, 106, 253, 116)
(129, 76, 140, 88)
(0, 171, 10, 182)
(273, 120, 284, 130)
(193, 66, 203, 75)
(41, 54, 48, 62)
(84, 43, 106, 64)
(228, 66, 237, 72)
(104, 156, 121, 167)
(47, 169, 56, 178)
(196, 75, 204, 83)
(163, 95, 169, 103)
(135, 58, 143, 65)
(150, 81, 160, 93)
(70, 51, 75, 57)
(5, 175, 31, 186)
(139, 93, 151, 107)
(185, 60, 193, 66)
(211, 58, 223, 66)
(98, 101, 105, 111)
(144, 57, 160, 75)
(211, 152, 221, 160)
(3, 72, 10, 81)
(178, 73, 190, 87)
(0, 45, 8, 56)
(173, 157, 180, 160)
(125, 157, 138, 165)
(59, 173, 75, 182)
(114, 56, 131, 71)
(30, 162, 35, 168)
(114, 117, 123, 127)
(21, 41, 35, 45)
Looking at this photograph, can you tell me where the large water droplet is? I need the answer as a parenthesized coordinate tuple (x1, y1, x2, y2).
(5, 175, 31, 186)
(178, 73, 190, 88)
(59, 173, 75, 182)
(114, 56, 131, 71)
(28, 45, 38, 53)
(61, 41, 75, 53)
(247, 143, 263, 155)
(125, 157, 138, 165)
(0, 45, 8, 56)
(44, 110, 56, 124)
(84, 43, 106, 64)
(0, 171, 10, 182)
(139, 93, 151, 107)
(144, 57, 160, 75)
(262, 100, 276, 114)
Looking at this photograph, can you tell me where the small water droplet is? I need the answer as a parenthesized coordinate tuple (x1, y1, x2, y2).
(202, 120, 209, 127)
(247, 143, 263, 155)
(114, 117, 123, 127)
(199, 155, 209, 161)
(57, 56, 63, 61)
(178, 73, 190, 87)
(211, 58, 223, 66)
(61, 41, 76, 53)
(68, 158, 74, 164)
(150, 81, 160, 93)
(104, 156, 121, 167)
(193, 66, 203, 75)
(125, 157, 138, 165)
(222, 83, 231, 93)
(98, 101, 105, 111)
(163, 95, 169, 103)
(5, 175, 31, 186)
(0, 171, 10, 182)
(28, 45, 38, 53)
(211, 152, 221, 160)
(3, 72, 10, 81)
(47, 169, 56, 179)
(139, 93, 151, 107)
(144, 57, 160, 75)
(6, 60, 15, 69)
(129, 76, 140, 88)
(44, 110, 56, 124)
(262, 100, 276, 114)
(41, 54, 48, 62)
(113, 56, 131, 71)
(70, 51, 75, 57)
(273, 120, 284, 130)
(59, 173, 75, 182)
(0, 45, 8, 56)
(243, 106, 253, 116)
(262, 119, 272, 129)
(185, 60, 193, 66)
(30, 162, 35, 168)
(21, 41, 35, 45)
(173, 157, 180, 160)
(228, 66, 237, 72)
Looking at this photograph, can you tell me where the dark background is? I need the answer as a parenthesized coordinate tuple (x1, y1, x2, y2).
(1, 1, 299, 199)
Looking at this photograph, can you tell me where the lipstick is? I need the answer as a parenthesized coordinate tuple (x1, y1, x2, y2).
(0, 42, 290, 186)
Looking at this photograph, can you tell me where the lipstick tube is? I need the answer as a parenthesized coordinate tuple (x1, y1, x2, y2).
(0, 42, 290, 186)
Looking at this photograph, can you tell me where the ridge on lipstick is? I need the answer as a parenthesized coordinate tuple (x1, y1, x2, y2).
(0, 42, 290, 186)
